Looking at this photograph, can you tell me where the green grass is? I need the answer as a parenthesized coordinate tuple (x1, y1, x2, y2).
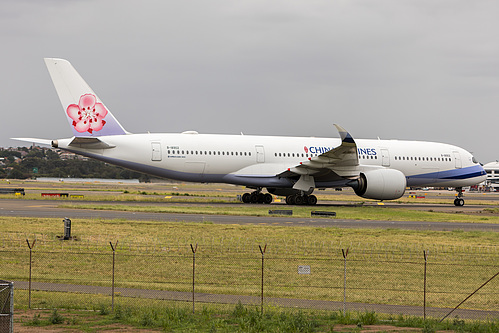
(15, 300, 499, 332)
(1, 216, 498, 249)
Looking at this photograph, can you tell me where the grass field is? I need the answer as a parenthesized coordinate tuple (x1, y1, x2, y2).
(1, 216, 497, 312)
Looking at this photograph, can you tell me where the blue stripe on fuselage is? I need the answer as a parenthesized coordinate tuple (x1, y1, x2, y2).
(407, 164, 486, 185)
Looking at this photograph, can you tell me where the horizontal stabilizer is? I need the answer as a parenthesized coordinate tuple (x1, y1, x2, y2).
(11, 138, 53, 146)
(68, 137, 116, 149)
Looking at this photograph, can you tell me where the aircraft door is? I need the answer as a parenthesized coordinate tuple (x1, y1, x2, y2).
(380, 148, 390, 167)
(255, 145, 265, 163)
(151, 142, 162, 161)
(453, 151, 462, 168)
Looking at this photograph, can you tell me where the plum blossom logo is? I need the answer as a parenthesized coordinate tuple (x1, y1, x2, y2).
(303, 146, 308, 153)
(66, 94, 108, 134)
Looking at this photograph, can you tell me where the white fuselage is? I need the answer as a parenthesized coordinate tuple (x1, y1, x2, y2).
(56, 132, 486, 190)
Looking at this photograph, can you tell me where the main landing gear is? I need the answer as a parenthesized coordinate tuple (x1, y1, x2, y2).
(454, 187, 465, 206)
(241, 189, 273, 204)
(285, 194, 317, 205)
(240, 189, 318, 205)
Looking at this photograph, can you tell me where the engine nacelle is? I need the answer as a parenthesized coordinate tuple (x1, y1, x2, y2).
(349, 168, 406, 200)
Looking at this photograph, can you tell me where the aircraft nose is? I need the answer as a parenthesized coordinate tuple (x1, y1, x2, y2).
(478, 165, 487, 182)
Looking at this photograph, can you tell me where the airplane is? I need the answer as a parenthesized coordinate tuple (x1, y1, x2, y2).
(13, 58, 487, 206)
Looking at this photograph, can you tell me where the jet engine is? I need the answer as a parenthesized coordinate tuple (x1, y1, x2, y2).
(348, 168, 406, 200)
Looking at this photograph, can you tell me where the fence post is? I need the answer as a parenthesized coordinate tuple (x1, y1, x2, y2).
(109, 241, 118, 311)
(341, 248, 349, 314)
(423, 250, 428, 320)
(25, 239, 36, 309)
(259, 244, 267, 314)
(190, 243, 198, 314)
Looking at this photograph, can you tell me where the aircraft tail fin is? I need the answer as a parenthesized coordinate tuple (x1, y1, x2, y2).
(44, 58, 128, 137)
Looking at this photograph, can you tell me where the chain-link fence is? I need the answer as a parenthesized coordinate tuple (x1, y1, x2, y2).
(1, 237, 498, 321)
(0, 280, 13, 333)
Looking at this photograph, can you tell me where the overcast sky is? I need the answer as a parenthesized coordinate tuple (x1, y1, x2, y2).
(1, 0, 498, 163)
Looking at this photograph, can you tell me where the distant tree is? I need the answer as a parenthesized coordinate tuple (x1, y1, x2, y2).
(0, 147, 155, 180)
(0, 151, 21, 159)
(26, 150, 45, 158)
(46, 150, 60, 160)
(8, 166, 26, 179)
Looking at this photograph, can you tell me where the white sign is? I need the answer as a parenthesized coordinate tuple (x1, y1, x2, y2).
(298, 265, 311, 275)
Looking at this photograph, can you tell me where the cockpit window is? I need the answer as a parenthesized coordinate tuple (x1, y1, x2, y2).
(472, 156, 478, 164)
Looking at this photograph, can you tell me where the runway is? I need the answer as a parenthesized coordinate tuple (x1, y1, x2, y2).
(1, 199, 498, 231)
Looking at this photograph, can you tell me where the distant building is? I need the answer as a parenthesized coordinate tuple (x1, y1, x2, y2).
(57, 150, 88, 161)
(483, 161, 499, 191)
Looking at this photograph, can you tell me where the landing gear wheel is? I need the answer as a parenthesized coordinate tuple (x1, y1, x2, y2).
(250, 192, 258, 203)
(264, 193, 273, 204)
(242, 193, 251, 203)
(294, 195, 304, 205)
(286, 195, 295, 205)
(307, 195, 318, 205)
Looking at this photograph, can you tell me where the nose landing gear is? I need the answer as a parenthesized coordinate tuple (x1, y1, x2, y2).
(453, 187, 465, 206)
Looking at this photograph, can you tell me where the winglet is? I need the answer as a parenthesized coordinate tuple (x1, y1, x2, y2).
(334, 124, 355, 144)
(44, 58, 128, 137)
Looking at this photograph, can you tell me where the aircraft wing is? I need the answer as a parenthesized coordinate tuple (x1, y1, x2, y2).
(277, 124, 359, 191)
